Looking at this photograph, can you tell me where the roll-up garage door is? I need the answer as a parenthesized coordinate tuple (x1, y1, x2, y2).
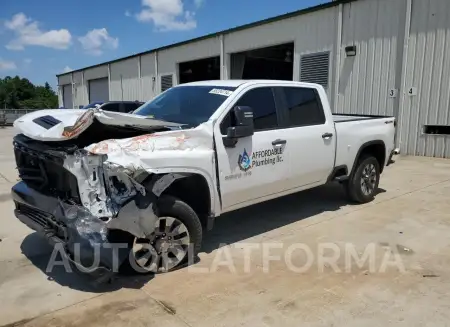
(88, 78, 109, 103)
(62, 84, 73, 108)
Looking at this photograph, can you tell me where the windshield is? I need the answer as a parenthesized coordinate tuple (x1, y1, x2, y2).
(134, 86, 236, 128)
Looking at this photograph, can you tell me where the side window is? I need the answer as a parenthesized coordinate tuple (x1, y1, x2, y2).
(220, 87, 278, 134)
(282, 87, 325, 127)
(101, 103, 121, 112)
(124, 103, 138, 113)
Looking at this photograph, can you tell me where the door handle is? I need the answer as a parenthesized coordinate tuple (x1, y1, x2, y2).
(272, 139, 287, 146)
(322, 133, 333, 139)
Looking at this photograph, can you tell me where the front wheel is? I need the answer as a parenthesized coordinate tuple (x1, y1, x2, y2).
(345, 156, 380, 204)
(128, 195, 203, 274)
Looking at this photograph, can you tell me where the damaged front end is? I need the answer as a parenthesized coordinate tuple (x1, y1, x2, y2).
(12, 114, 198, 278)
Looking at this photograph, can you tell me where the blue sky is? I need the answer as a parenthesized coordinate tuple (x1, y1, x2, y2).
(0, 0, 328, 90)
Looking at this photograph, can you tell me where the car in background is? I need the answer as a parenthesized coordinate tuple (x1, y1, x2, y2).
(82, 101, 144, 113)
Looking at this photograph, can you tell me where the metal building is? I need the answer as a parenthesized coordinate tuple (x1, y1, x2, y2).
(57, 0, 450, 158)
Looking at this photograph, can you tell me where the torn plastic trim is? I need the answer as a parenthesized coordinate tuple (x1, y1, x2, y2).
(107, 173, 189, 239)
(63, 148, 191, 239)
(53, 167, 190, 273)
(63, 151, 118, 218)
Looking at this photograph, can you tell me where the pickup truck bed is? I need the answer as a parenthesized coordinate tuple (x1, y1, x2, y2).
(332, 114, 396, 177)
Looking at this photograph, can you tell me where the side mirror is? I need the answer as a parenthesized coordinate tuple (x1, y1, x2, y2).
(223, 106, 254, 148)
(227, 106, 254, 138)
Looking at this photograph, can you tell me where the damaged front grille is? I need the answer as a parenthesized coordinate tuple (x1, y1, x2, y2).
(14, 138, 81, 204)
(16, 202, 53, 228)
(15, 202, 68, 241)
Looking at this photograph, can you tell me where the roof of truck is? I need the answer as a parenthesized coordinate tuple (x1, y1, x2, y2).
(179, 80, 321, 88)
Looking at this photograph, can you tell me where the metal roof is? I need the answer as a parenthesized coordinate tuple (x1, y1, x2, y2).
(57, 0, 356, 77)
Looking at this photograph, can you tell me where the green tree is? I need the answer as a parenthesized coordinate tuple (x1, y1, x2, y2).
(0, 76, 58, 109)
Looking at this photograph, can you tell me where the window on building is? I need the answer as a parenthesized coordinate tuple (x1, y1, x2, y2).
(423, 125, 450, 135)
(282, 87, 325, 127)
(300, 52, 330, 88)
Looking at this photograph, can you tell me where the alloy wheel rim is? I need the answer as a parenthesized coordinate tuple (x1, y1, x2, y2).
(360, 163, 377, 196)
(132, 217, 190, 272)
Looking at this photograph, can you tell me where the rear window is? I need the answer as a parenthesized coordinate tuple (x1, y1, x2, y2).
(281, 87, 325, 127)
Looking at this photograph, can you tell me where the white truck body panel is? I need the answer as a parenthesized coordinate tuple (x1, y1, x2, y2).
(13, 109, 183, 141)
(13, 80, 396, 218)
(333, 117, 396, 171)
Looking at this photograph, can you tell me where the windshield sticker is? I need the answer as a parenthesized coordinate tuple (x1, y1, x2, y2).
(209, 89, 233, 97)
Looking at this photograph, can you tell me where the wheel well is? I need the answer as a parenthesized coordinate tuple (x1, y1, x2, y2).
(357, 142, 386, 173)
(161, 174, 211, 229)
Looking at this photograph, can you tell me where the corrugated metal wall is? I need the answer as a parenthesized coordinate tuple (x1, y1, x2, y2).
(55, 0, 450, 158)
(336, 0, 405, 116)
(224, 7, 337, 89)
(72, 71, 86, 108)
(399, 0, 450, 158)
(158, 36, 221, 86)
(84, 65, 108, 81)
(110, 57, 141, 101)
(141, 53, 157, 101)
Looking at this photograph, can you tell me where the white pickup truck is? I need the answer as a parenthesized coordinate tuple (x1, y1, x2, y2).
(12, 80, 396, 277)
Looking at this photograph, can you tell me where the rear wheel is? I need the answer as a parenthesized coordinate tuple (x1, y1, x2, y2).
(128, 195, 202, 274)
(346, 155, 380, 204)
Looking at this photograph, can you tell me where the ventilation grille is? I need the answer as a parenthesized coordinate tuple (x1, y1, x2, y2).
(300, 52, 330, 88)
(33, 115, 61, 129)
(161, 75, 173, 92)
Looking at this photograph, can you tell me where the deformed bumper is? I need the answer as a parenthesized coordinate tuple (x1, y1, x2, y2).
(12, 182, 130, 278)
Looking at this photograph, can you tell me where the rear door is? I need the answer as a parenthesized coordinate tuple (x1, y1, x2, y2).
(214, 86, 290, 212)
(276, 86, 335, 188)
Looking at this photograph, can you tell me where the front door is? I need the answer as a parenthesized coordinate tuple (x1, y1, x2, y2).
(214, 86, 289, 212)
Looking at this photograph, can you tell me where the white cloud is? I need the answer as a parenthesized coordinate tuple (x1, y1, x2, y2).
(78, 28, 119, 56)
(0, 58, 17, 71)
(4, 13, 72, 50)
(135, 0, 197, 31)
(125, 10, 132, 17)
(24, 58, 32, 64)
(63, 66, 73, 73)
(194, 0, 204, 8)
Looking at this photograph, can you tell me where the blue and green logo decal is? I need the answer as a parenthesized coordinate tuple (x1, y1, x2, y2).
(238, 149, 252, 172)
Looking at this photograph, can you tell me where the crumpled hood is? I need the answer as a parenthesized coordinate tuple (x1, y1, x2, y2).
(84, 123, 214, 169)
(13, 108, 183, 141)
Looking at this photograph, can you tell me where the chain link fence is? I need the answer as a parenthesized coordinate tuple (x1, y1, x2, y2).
(0, 109, 39, 126)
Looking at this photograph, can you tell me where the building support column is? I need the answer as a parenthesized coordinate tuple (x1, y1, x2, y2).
(138, 55, 142, 101)
(154, 52, 159, 94)
(220, 34, 225, 80)
(397, 0, 413, 150)
(107, 63, 111, 101)
(332, 3, 343, 110)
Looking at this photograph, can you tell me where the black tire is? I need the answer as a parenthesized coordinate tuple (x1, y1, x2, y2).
(345, 155, 380, 204)
(124, 195, 203, 274)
